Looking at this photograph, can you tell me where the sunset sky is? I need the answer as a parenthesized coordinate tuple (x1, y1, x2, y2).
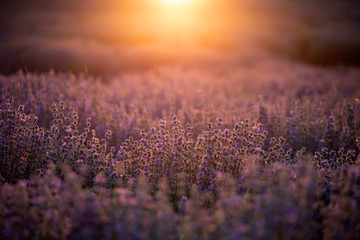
(1, 0, 360, 74)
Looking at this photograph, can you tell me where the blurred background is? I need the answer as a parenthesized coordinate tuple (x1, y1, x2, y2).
(1, 0, 360, 75)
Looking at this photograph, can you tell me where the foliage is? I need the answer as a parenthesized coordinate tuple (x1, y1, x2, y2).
(1, 64, 360, 239)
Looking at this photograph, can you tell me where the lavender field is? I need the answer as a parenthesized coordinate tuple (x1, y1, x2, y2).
(1, 0, 360, 239)
(1, 60, 360, 239)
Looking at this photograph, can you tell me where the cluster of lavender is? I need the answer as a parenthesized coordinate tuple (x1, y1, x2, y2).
(1, 63, 360, 239)
(1, 157, 359, 239)
(0, 97, 51, 183)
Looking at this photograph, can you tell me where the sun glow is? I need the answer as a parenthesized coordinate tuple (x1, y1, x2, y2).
(96, 0, 236, 59)
(160, 0, 192, 7)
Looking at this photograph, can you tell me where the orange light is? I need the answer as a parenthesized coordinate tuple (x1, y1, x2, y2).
(94, 0, 236, 59)
(159, 0, 192, 7)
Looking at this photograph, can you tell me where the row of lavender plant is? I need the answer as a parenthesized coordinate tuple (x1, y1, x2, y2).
(1, 63, 360, 239)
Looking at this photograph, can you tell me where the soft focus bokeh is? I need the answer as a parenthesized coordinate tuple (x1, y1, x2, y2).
(1, 1, 360, 239)
(1, 61, 360, 239)
(1, 0, 360, 74)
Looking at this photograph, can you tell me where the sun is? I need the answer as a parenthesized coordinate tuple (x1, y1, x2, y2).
(160, 0, 191, 7)
(159, 0, 193, 8)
